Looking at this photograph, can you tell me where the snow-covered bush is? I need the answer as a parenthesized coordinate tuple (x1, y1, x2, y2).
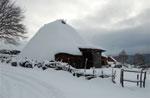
(137, 64, 150, 69)
(19, 61, 33, 68)
(19, 61, 26, 67)
(11, 62, 18, 67)
(44, 61, 58, 68)
(34, 62, 43, 68)
(25, 61, 33, 68)
(42, 66, 47, 70)
(1, 59, 5, 63)
(114, 64, 122, 68)
(6, 59, 12, 64)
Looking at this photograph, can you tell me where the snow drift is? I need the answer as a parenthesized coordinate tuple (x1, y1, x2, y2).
(18, 20, 100, 61)
(1, 64, 150, 98)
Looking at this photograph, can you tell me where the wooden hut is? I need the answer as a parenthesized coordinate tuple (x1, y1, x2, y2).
(55, 48, 106, 69)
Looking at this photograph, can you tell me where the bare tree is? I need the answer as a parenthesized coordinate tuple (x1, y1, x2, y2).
(0, 0, 26, 45)
(133, 53, 145, 66)
(118, 50, 128, 65)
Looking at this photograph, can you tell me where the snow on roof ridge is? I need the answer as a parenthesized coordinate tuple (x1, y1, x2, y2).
(45, 19, 66, 26)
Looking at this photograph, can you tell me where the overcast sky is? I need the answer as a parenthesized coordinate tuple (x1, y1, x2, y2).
(4, 0, 150, 55)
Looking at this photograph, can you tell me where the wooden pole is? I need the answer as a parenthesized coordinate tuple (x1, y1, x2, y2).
(92, 67, 95, 75)
(112, 69, 116, 84)
(122, 69, 124, 87)
(112, 69, 114, 82)
(120, 69, 124, 87)
(101, 70, 104, 78)
(84, 58, 88, 75)
(143, 72, 146, 88)
(137, 74, 139, 86)
(140, 70, 143, 88)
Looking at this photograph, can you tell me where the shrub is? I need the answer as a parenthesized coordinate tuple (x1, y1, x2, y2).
(42, 66, 47, 70)
(6, 59, 11, 63)
(11, 62, 17, 67)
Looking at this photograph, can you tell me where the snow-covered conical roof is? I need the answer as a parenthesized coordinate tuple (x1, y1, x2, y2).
(18, 20, 102, 61)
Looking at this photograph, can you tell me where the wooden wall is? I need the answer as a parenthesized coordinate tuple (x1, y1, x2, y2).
(55, 49, 107, 69)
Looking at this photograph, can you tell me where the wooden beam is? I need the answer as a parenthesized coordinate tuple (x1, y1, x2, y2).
(124, 80, 143, 83)
(123, 69, 145, 73)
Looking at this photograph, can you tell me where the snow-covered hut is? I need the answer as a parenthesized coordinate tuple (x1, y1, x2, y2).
(19, 20, 105, 68)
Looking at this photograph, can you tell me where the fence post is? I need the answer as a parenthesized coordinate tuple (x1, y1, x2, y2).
(140, 70, 143, 88)
(112, 69, 116, 84)
(120, 69, 124, 87)
(101, 70, 104, 78)
(137, 74, 139, 86)
(143, 72, 146, 88)
(84, 58, 88, 75)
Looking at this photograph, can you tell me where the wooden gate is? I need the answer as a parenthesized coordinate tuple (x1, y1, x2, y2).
(120, 69, 147, 88)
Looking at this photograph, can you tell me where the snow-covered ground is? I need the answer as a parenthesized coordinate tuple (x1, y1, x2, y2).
(0, 63, 150, 98)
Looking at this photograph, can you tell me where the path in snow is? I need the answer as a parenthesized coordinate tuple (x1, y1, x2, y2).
(0, 66, 65, 98)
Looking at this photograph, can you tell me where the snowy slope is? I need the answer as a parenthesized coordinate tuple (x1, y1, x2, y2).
(0, 64, 150, 98)
(18, 20, 100, 61)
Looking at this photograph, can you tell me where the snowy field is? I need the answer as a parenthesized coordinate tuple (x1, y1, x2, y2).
(0, 63, 150, 98)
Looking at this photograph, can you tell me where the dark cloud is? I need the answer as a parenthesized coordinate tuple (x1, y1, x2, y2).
(71, 0, 150, 55)
(88, 21, 150, 55)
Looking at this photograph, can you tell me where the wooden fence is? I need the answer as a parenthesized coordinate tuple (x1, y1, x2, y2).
(120, 69, 147, 88)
